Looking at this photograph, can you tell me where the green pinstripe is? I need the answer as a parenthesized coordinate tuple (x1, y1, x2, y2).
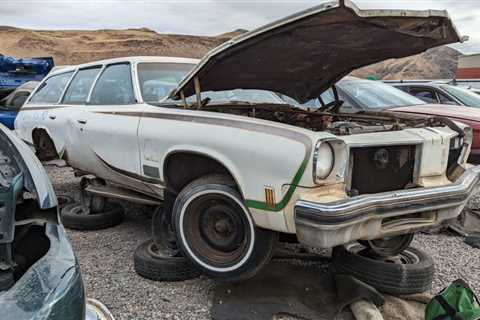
(244, 158, 308, 212)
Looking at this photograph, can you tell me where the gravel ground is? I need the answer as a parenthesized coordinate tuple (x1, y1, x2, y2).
(45, 164, 480, 320)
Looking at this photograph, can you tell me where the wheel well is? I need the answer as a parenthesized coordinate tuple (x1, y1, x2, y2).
(32, 128, 58, 160)
(164, 152, 238, 194)
(32, 128, 48, 143)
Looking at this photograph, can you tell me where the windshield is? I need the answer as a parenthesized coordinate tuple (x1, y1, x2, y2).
(440, 85, 480, 107)
(189, 89, 287, 105)
(339, 80, 425, 110)
(138, 62, 196, 103)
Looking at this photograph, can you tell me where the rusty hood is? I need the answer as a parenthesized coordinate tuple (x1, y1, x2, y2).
(170, 0, 462, 104)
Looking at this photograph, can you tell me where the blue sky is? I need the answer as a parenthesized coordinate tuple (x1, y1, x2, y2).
(1, 0, 478, 54)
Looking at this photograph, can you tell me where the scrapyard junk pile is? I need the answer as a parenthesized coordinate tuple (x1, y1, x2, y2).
(0, 124, 114, 320)
(7, 0, 480, 319)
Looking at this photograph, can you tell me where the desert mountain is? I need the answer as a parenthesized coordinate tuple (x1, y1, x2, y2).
(351, 46, 461, 80)
(0, 26, 459, 79)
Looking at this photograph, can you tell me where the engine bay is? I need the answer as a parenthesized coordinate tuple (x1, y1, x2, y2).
(198, 103, 454, 135)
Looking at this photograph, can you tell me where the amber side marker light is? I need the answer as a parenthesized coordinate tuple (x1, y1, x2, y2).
(265, 187, 276, 208)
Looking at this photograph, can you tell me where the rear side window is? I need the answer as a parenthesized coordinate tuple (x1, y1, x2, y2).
(29, 72, 73, 104)
(409, 88, 437, 103)
(63, 67, 101, 104)
(89, 64, 135, 105)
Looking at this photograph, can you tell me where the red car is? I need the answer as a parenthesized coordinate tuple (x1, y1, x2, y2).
(390, 104, 480, 163)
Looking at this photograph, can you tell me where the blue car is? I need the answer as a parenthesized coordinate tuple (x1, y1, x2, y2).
(0, 55, 53, 98)
(0, 81, 38, 129)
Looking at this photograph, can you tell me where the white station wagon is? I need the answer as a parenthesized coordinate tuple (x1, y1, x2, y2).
(14, 0, 479, 282)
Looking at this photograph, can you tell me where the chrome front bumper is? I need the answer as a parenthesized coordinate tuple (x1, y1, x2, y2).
(295, 166, 480, 248)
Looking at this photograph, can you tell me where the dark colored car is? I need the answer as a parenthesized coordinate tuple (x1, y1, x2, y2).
(0, 124, 113, 320)
(0, 81, 38, 129)
(0, 54, 53, 99)
(393, 82, 480, 107)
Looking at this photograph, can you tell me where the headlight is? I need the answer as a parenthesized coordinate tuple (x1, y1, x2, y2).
(313, 141, 334, 182)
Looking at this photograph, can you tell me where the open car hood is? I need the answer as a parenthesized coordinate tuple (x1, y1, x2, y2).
(170, 0, 462, 103)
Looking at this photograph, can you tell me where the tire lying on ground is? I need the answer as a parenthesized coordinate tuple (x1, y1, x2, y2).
(172, 175, 278, 282)
(333, 243, 434, 295)
(134, 239, 200, 282)
(60, 202, 124, 230)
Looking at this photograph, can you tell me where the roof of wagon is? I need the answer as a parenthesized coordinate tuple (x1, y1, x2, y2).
(48, 56, 199, 76)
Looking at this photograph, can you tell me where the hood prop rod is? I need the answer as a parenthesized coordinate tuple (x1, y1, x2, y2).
(194, 77, 202, 109)
(180, 90, 187, 109)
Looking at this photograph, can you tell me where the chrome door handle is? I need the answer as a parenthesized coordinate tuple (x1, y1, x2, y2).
(77, 119, 87, 124)
(48, 115, 56, 120)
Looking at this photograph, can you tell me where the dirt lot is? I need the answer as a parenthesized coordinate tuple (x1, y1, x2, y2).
(45, 164, 480, 320)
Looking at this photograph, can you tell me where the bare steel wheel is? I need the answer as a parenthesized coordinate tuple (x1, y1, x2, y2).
(183, 193, 251, 269)
(173, 175, 277, 282)
(359, 233, 414, 257)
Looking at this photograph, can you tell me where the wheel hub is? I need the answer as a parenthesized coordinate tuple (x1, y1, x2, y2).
(214, 219, 232, 234)
(200, 204, 243, 252)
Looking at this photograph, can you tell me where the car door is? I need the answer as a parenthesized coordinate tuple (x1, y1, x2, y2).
(66, 62, 146, 192)
(14, 71, 74, 152)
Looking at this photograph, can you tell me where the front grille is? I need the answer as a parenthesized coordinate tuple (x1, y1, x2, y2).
(349, 145, 416, 195)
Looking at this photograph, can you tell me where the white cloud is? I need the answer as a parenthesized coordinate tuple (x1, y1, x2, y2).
(0, 0, 479, 53)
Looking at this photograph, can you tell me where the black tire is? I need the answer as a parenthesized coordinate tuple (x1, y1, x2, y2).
(172, 175, 278, 282)
(333, 244, 434, 295)
(57, 194, 75, 211)
(134, 239, 199, 282)
(60, 202, 124, 230)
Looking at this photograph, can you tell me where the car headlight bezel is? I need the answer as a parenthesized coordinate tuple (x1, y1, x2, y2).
(313, 140, 335, 182)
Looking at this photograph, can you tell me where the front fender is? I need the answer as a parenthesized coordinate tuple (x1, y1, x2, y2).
(154, 132, 308, 213)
